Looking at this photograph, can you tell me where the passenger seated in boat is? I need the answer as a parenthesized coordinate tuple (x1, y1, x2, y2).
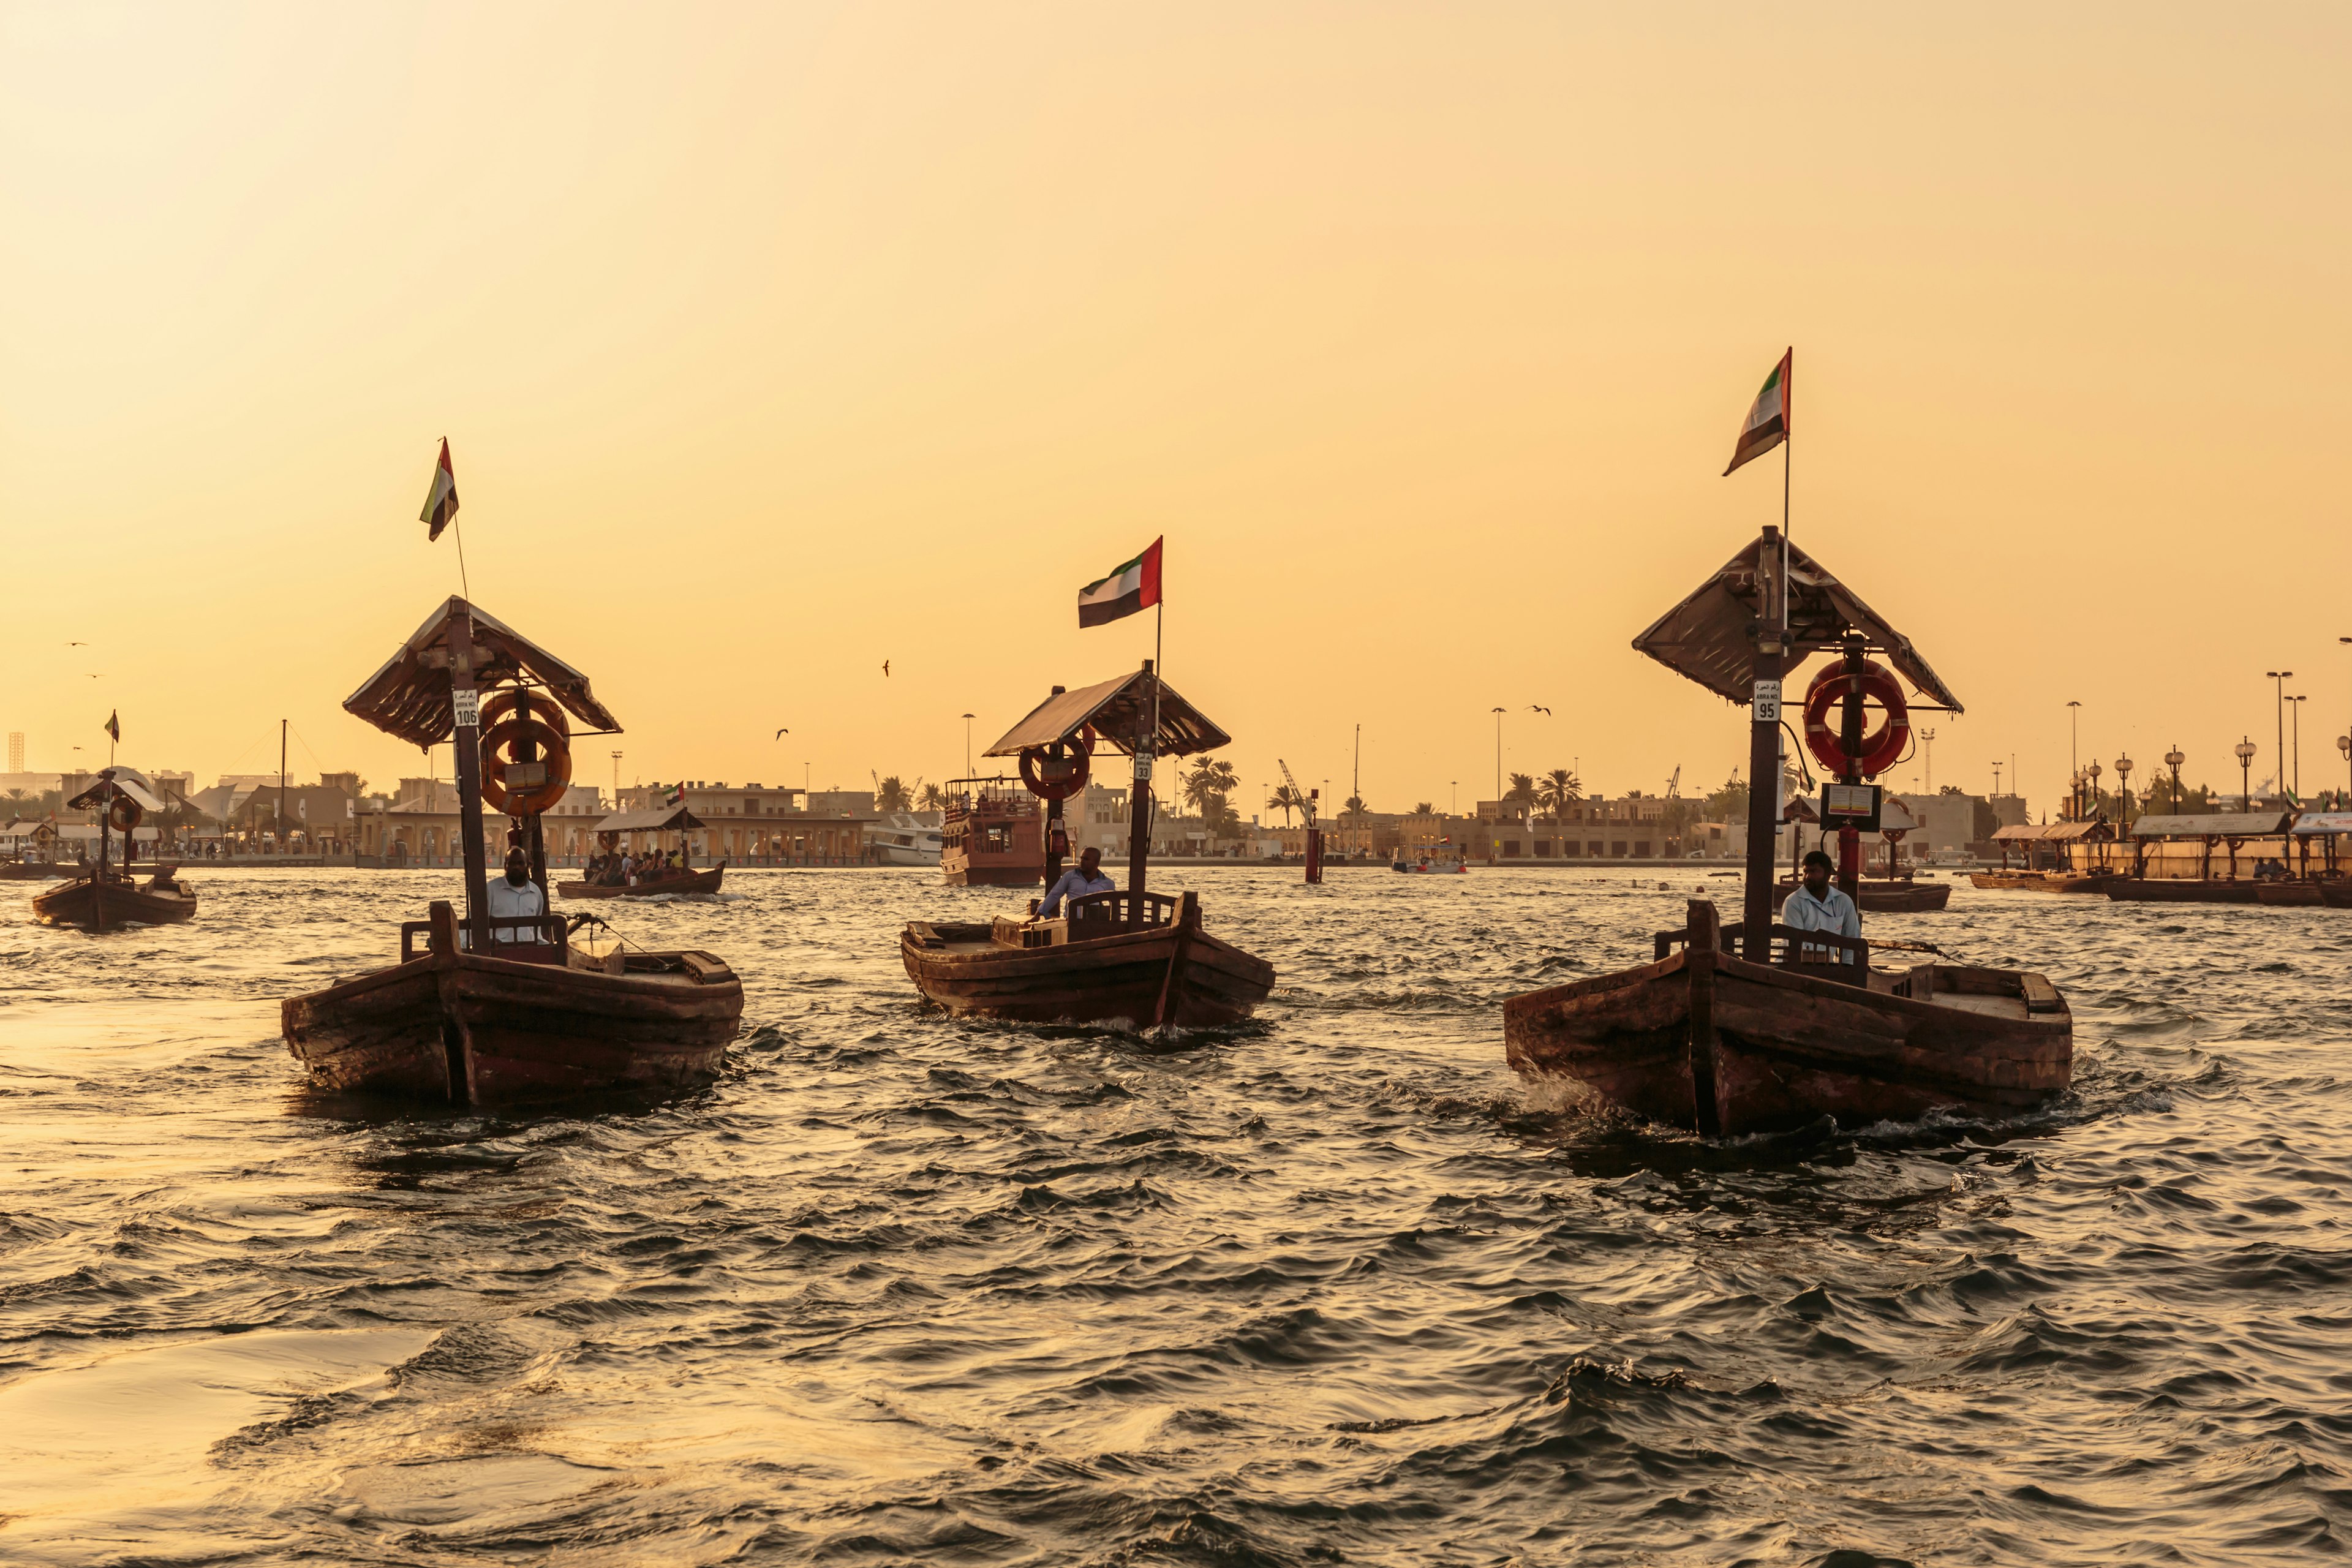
(488, 847, 548, 942)
(1782, 850, 1860, 965)
(1038, 846, 1115, 919)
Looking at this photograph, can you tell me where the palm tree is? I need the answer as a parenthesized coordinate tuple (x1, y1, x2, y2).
(1505, 772, 1537, 818)
(875, 775, 913, 813)
(916, 782, 946, 812)
(1268, 784, 1307, 826)
(1413, 801, 1434, 815)
(1537, 767, 1581, 821)
(1181, 757, 1238, 815)
(1343, 793, 1369, 819)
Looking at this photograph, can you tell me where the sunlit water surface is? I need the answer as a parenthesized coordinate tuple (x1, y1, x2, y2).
(1, 867, 2346, 1566)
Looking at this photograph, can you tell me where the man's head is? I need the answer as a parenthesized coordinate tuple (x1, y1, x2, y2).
(1079, 846, 1102, 874)
(504, 846, 530, 886)
(1801, 849, 1834, 892)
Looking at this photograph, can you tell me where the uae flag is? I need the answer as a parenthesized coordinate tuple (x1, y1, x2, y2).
(663, 781, 686, 806)
(104, 710, 120, 742)
(420, 438, 461, 541)
(1077, 537, 1163, 628)
(1722, 349, 1792, 476)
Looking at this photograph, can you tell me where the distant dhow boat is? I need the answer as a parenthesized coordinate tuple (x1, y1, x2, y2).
(281, 597, 742, 1104)
(31, 768, 197, 932)
(902, 665, 1275, 1028)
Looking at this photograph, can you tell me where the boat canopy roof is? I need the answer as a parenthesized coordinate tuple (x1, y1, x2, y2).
(2128, 812, 2291, 838)
(0, 818, 53, 839)
(2290, 812, 2352, 836)
(1992, 820, 2113, 842)
(594, 805, 707, 834)
(985, 666, 1232, 759)
(1631, 532, 1962, 711)
(345, 596, 620, 748)
(65, 766, 167, 813)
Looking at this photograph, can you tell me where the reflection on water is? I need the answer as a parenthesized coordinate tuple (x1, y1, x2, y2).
(1, 866, 2347, 1564)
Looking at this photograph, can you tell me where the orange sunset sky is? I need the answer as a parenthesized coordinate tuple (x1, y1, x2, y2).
(3, 4, 2346, 816)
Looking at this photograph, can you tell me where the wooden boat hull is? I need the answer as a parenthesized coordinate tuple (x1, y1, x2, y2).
(902, 897, 1274, 1028)
(282, 945, 742, 1104)
(1969, 871, 2047, 890)
(1773, 879, 1952, 913)
(1505, 943, 2071, 1136)
(2, 861, 70, 880)
(556, 864, 725, 900)
(2323, 884, 2352, 910)
(2103, 878, 2260, 904)
(2255, 883, 2326, 906)
(31, 874, 198, 930)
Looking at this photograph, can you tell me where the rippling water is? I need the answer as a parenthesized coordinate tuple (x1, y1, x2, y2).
(2, 867, 2347, 1565)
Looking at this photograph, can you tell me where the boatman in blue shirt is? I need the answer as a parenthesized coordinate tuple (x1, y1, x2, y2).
(1039, 845, 1116, 919)
(1782, 848, 1861, 965)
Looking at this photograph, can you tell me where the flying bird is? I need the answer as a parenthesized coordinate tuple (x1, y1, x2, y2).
(774, 728, 790, 739)
(1528, 705, 1551, 715)
(881, 660, 891, 678)
(67, 641, 86, 647)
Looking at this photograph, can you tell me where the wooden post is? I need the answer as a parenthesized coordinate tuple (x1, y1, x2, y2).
(1685, 898, 1722, 1136)
(1837, 635, 1866, 898)
(1043, 686, 1068, 888)
(445, 599, 494, 956)
(1742, 526, 1786, 962)
(1126, 659, 1154, 921)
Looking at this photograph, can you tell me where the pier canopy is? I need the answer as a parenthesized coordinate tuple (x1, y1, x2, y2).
(1632, 533, 1962, 711)
(65, 766, 168, 814)
(593, 805, 707, 835)
(345, 596, 620, 748)
(2130, 812, 2291, 839)
(1996, 820, 2114, 845)
(2290, 812, 2352, 836)
(985, 668, 1232, 760)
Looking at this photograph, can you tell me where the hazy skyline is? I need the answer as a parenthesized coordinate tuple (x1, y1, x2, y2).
(4, 5, 2348, 816)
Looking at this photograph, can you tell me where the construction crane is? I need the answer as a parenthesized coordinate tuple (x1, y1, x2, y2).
(1665, 764, 1681, 801)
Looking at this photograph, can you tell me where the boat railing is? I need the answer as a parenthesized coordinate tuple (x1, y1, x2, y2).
(1068, 889, 1178, 931)
(403, 908, 570, 963)
(1654, 917, 1871, 970)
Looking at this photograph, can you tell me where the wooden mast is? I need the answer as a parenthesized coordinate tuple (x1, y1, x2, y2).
(1741, 526, 1785, 960)
(1126, 657, 1154, 920)
(446, 599, 494, 955)
(1836, 633, 1866, 897)
(1042, 685, 1068, 888)
(517, 688, 549, 900)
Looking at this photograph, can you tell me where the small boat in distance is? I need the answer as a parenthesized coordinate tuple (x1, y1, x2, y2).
(903, 664, 1276, 1028)
(870, 812, 944, 866)
(282, 597, 742, 1104)
(556, 805, 726, 899)
(31, 769, 198, 932)
(941, 778, 1043, 886)
(1773, 876, 1950, 913)
(1393, 848, 1469, 873)
(1, 820, 70, 880)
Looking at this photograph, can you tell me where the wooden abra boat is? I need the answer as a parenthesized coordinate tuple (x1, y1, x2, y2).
(1969, 870, 2048, 890)
(903, 888, 1273, 1027)
(31, 770, 197, 931)
(1774, 876, 1950, 913)
(2255, 882, 2327, 907)
(1506, 526, 2073, 1133)
(557, 807, 726, 898)
(282, 596, 744, 1104)
(285, 901, 739, 1101)
(1506, 900, 2071, 1135)
(2102, 877, 2259, 904)
(902, 663, 1276, 1028)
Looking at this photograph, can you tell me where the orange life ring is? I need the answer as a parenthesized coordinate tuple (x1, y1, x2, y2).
(480, 689, 569, 737)
(1019, 729, 1094, 802)
(106, 793, 143, 834)
(479, 716, 573, 815)
(1801, 660, 1909, 780)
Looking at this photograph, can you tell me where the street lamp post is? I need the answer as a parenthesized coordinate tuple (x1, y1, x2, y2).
(2087, 760, 2103, 822)
(2339, 737, 2351, 811)
(2114, 754, 2133, 831)
(2165, 746, 2184, 812)
(1491, 707, 1506, 806)
(2066, 701, 2081, 818)
(2288, 695, 2306, 800)
(2236, 737, 2257, 812)
(2267, 670, 2293, 805)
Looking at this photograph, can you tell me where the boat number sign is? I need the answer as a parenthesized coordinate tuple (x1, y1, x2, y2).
(1133, 751, 1155, 781)
(1752, 679, 1781, 723)
(451, 688, 481, 728)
